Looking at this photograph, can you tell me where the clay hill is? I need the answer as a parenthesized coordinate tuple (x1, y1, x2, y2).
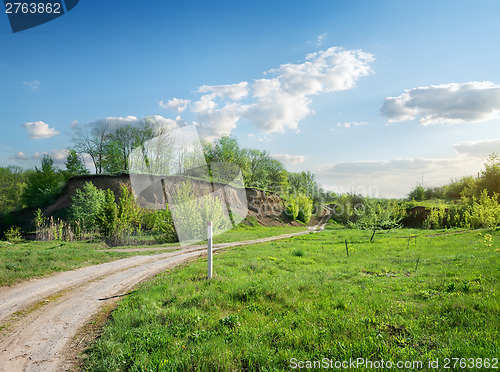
(41, 174, 306, 227)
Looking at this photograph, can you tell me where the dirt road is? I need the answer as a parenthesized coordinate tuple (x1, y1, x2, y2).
(0, 228, 317, 371)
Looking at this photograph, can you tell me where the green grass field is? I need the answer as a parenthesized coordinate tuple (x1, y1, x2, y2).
(80, 225, 500, 371)
(0, 225, 307, 286)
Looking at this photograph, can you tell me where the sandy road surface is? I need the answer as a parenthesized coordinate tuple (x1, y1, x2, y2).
(0, 227, 319, 372)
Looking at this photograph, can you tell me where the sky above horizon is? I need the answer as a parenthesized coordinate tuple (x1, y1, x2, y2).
(2, 0, 500, 198)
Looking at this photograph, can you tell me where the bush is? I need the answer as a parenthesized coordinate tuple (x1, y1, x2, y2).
(296, 194, 313, 224)
(463, 189, 500, 229)
(286, 198, 299, 220)
(4, 226, 22, 242)
(142, 209, 178, 244)
(423, 204, 447, 229)
(285, 194, 313, 224)
(349, 198, 405, 230)
(98, 189, 119, 242)
(168, 181, 231, 243)
(70, 182, 105, 230)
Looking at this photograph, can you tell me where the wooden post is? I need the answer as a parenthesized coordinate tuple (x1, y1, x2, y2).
(414, 257, 420, 272)
(370, 226, 376, 243)
(207, 221, 213, 279)
(345, 239, 349, 257)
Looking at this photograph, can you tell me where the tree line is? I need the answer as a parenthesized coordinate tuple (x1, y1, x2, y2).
(0, 126, 323, 235)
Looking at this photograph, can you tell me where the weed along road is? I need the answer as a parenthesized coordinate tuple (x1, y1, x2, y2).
(0, 227, 320, 372)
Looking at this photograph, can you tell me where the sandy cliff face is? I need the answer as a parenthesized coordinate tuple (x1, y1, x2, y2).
(43, 174, 298, 227)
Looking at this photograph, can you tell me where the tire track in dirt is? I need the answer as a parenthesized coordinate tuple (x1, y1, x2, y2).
(0, 227, 321, 371)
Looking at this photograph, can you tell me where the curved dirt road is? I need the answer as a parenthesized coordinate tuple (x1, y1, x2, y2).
(0, 226, 321, 372)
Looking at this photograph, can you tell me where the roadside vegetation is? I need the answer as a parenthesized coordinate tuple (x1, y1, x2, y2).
(81, 224, 500, 371)
(0, 225, 308, 286)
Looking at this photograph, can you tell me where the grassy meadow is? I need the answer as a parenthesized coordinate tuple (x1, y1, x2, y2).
(0, 225, 307, 286)
(80, 224, 500, 371)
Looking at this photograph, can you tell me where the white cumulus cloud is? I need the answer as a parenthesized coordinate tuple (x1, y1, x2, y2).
(316, 157, 483, 198)
(11, 149, 70, 165)
(10, 152, 29, 161)
(159, 47, 374, 139)
(454, 139, 500, 158)
(271, 153, 306, 165)
(159, 98, 191, 113)
(31, 149, 69, 164)
(22, 121, 59, 139)
(381, 81, 500, 125)
(84, 115, 181, 136)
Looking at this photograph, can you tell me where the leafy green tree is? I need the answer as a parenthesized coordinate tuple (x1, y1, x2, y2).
(478, 153, 500, 197)
(408, 185, 425, 201)
(117, 185, 141, 228)
(102, 141, 123, 174)
(265, 159, 288, 192)
(64, 150, 89, 178)
(0, 166, 27, 212)
(98, 189, 118, 239)
(70, 182, 106, 230)
(22, 155, 65, 208)
(444, 176, 476, 199)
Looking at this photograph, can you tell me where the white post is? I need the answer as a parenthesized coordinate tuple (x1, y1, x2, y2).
(207, 221, 213, 279)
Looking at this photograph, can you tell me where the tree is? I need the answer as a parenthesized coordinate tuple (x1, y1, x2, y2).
(71, 120, 156, 174)
(69, 181, 106, 230)
(408, 185, 425, 201)
(478, 152, 500, 197)
(288, 171, 318, 198)
(71, 125, 102, 174)
(98, 189, 118, 239)
(64, 150, 89, 178)
(22, 155, 65, 208)
(0, 166, 27, 212)
(265, 159, 288, 192)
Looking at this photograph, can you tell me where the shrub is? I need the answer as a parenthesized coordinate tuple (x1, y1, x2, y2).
(463, 189, 500, 229)
(146, 209, 178, 244)
(350, 198, 405, 230)
(286, 194, 313, 224)
(423, 203, 447, 229)
(168, 181, 231, 243)
(98, 189, 119, 242)
(4, 226, 22, 242)
(286, 198, 299, 220)
(70, 182, 105, 230)
(296, 194, 313, 224)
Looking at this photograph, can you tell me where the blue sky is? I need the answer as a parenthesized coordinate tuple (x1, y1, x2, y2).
(2, 0, 500, 197)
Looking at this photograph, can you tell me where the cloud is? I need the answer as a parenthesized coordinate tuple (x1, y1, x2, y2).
(10, 149, 69, 164)
(197, 81, 249, 101)
(271, 153, 306, 165)
(22, 80, 40, 92)
(10, 152, 29, 162)
(316, 156, 483, 198)
(32, 149, 69, 164)
(159, 98, 191, 113)
(160, 46, 374, 139)
(85, 115, 181, 136)
(454, 139, 500, 158)
(381, 81, 500, 125)
(316, 33, 327, 47)
(22, 121, 59, 139)
(337, 121, 369, 129)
